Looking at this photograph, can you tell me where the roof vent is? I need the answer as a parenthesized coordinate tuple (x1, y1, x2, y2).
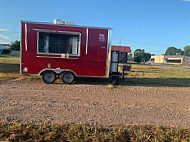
(54, 19, 75, 25)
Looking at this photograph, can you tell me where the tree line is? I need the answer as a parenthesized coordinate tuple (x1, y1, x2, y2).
(133, 45, 190, 63)
(2, 40, 190, 64)
(1, 40, 20, 54)
(165, 46, 190, 56)
(133, 49, 151, 63)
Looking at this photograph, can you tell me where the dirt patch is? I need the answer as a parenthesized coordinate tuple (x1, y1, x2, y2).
(0, 80, 190, 128)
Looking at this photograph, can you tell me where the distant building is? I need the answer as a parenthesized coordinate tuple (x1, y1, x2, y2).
(0, 44, 11, 54)
(0, 45, 6, 54)
(151, 55, 190, 65)
(151, 55, 165, 64)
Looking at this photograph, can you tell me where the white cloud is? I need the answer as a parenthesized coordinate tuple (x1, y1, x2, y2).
(0, 35, 11, 41)
(0, 34, 14, 44)
(0, 39, 9, 44)
(0, 32, 20, 44)
(0, 29, 10, 32)
(0, 29, 20, 43)
(182, 0, 190, 1)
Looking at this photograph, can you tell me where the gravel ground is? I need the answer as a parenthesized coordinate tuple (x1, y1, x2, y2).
(0, 80, 190, 128)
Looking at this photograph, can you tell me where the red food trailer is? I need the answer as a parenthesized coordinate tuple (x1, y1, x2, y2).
(21, 20, 122, 84)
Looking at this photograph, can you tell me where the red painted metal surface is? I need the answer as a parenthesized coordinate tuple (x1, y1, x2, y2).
(21, 22, 110, 77)
(111, 46, 131, 53)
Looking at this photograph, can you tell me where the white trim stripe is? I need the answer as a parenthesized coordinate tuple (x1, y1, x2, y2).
(25, 23, 28, 51)
(86, 28, 88, 55)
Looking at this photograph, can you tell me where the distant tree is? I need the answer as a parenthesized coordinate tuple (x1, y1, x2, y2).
(133, 49, 144, 63)
(176, 49, 183, 55)
(165, 47, 183, 55)
(133, 49, 151, 63)
(11, 40, 20, 51)
(184, 46, 190, 56)
(144, 52, 151, 62)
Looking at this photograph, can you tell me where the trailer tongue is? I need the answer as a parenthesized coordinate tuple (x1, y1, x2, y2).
(21, 20, 129, 84)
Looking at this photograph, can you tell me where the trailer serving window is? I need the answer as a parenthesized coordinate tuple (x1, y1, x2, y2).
(37, 31, 80, 56)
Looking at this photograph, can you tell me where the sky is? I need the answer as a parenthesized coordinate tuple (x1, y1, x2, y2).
(0, 0, 190, 55)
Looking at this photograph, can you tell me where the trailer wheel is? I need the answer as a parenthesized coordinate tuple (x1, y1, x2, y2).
(61, 72, 74, 84)
(42, 71, 56, 84)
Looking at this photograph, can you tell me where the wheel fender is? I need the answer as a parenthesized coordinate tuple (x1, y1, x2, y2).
(39, 69, 77, 77)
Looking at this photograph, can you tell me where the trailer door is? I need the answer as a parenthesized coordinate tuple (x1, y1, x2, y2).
(97, 32, 108, 76)
(87, 29, 108, 77)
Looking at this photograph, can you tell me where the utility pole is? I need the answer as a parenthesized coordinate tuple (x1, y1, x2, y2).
(119, 39, 121, 46)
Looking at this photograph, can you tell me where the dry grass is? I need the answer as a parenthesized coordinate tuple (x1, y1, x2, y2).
(0, 122, 189, 141)
(0, 55, 20, 80)
(107, 84, 114, 89)
(1, 56, 190, 87)
(124, 64, 190, 87)
(0, 58, 190, 141)
(127, 64, 190, 79)
(0, 56, 41, 81)
(0, 55, 20, 64)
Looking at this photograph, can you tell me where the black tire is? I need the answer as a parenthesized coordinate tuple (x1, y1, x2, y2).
(42, 71, 56, 84)
(61, 72, 75, 84)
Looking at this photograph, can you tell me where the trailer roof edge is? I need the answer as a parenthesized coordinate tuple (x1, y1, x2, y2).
(20, 20, 113, 30)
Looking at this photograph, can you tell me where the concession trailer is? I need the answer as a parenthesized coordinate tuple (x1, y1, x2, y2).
(21, 20, 128, 84)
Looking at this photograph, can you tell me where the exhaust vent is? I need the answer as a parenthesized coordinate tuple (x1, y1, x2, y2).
(54, 19, 75, 25)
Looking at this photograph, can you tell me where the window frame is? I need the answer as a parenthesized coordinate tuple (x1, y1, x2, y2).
(36, 29, 81, 56)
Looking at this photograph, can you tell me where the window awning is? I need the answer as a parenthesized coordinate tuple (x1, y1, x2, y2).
(111, 46, 131, 53)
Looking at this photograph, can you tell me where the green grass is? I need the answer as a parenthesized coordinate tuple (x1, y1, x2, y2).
(0, 123, 189, 141)
(124, 64, 190, 87)
(1, 56, 190, 86)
